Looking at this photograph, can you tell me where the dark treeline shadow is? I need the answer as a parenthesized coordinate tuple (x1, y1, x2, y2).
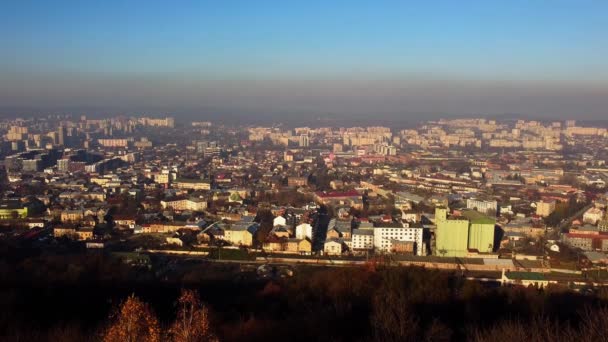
(1, 245, 607, 341)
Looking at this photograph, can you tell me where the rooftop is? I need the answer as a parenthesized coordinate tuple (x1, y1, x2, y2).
(461, 210, 496, 225)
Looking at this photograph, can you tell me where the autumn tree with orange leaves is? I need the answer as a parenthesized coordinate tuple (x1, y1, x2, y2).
(102, 294, 161, 342)
(169, 289, 216, 342)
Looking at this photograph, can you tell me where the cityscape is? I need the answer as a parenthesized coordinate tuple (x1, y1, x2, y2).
(2, 1, 608, 342)
(2, 115, 608, 340)
(3, 115, 608, 273)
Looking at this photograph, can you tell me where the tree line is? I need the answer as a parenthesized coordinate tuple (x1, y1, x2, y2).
(2, 243, 608, 341)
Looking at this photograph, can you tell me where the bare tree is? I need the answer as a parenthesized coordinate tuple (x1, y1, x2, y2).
(103, 294, 161, 342)
(169, 289, 217, 342)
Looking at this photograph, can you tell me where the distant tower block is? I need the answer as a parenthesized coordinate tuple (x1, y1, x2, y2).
(57, 126, 66, 146)
(299, 134, 309, 147)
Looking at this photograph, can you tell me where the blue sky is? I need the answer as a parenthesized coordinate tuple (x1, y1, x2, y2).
(1, 1, 607, 119)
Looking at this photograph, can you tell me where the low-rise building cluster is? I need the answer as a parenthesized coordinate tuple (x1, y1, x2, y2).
(1, 115, 607, 274)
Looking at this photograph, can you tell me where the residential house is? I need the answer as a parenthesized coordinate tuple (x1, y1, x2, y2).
(273, 215, 287, 227)
(324, 238, 343, 255)
(271, 226, 290, 238)
(224, 222, 259, 247)
(54, 226, 77, 239)
(142, 222, 186, 233)
(285, 238, 312, 254)
(61, 209, 84, 223)
(263, 235, 285, 252)
(76, 227, 94, 240)
(295, 223, 313, 240)
(326, 228, 341, 239)
(114, 215, 136, 229)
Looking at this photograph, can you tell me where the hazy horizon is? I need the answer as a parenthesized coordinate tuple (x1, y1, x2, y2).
(2, 1, 607, 121)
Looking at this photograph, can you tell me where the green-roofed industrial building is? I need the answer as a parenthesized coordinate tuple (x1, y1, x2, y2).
(434, 207, 496, 257)
(462, 210, 496, 253)
(435, 217, 470, 257)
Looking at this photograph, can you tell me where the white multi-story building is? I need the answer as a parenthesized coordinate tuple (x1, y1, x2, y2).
(466, 198, 498, 216)
(373, 225, 424, 256)
(160, 197, 207, 211)
(351, 229, 374, 251)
